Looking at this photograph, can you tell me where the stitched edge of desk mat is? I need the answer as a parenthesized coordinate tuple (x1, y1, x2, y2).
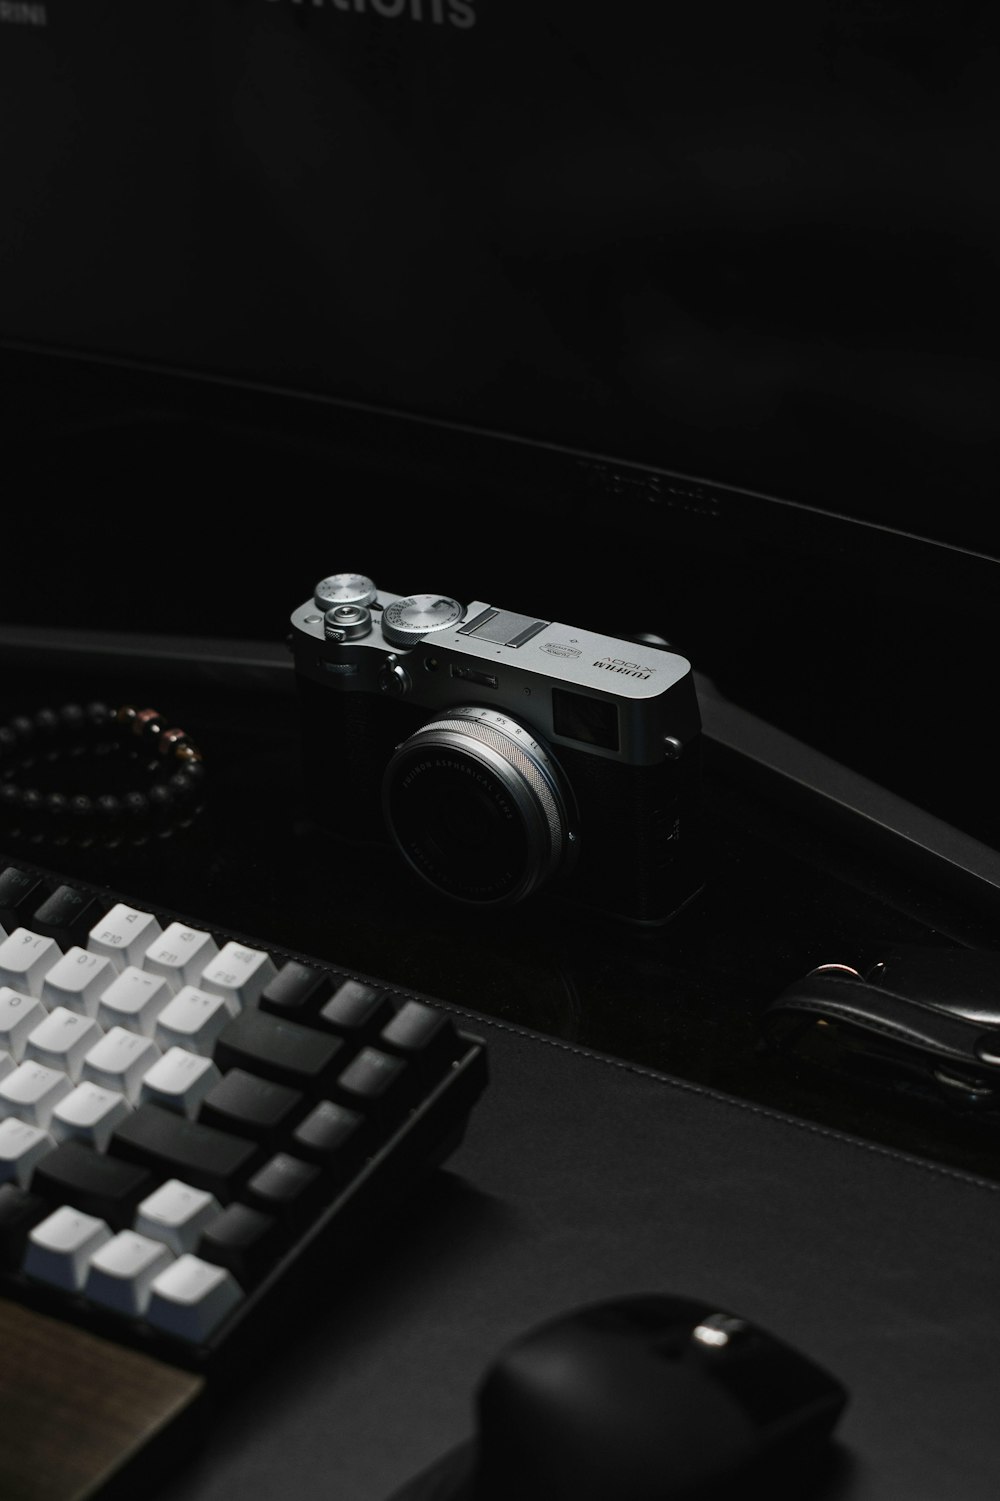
(432, 1000, 1000, 1196)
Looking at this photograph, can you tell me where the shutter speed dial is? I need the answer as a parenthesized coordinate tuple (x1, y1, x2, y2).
(381, 595, 465, 648)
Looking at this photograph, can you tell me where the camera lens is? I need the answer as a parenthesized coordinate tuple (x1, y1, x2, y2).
(382, 708, 571, 907)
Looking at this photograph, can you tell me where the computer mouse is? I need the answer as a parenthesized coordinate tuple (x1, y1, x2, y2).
(387, 1293, 849, 1501)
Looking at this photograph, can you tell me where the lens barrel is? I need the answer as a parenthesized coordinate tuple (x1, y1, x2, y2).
(382, 709, 571, 907)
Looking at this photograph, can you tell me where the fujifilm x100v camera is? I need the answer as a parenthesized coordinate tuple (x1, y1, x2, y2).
(290, 572, 703, 924)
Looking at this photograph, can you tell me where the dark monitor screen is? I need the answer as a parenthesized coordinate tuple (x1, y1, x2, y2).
(3, 1, 999, 543)
(2, 0, 999, 840)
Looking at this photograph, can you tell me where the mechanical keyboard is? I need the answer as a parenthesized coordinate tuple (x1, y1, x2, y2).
(0, 853, 489, 1395)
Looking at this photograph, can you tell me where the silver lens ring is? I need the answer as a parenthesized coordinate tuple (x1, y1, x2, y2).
(382, 707, 571, 907)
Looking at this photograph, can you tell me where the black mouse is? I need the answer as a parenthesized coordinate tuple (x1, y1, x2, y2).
(388, 1294, 849, 1501)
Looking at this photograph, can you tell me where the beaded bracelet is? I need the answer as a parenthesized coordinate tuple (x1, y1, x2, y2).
(0, 701, 206, 845)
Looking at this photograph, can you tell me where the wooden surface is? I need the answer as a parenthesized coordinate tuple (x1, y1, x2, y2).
(0, 1298, 204, 1501)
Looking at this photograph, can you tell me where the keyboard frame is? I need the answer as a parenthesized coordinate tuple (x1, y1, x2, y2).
(0, 853, 490, 1378)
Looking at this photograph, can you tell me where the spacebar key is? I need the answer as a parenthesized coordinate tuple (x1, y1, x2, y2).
(109, 1104, 260, 1203)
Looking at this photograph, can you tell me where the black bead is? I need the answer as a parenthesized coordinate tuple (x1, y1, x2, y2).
(96, 794, 123, 824)
(10, 715, 35, 745)
(85, 701, 113, 729)
(20, 788, 44, 819)
(0, 727, 18, 759)
(0, 783, 23, 815)
(123, 791, 150, 822)
(71, 794, 95, 821)
(148, 783, 176, 817)
(33, 709, 59, 739)
(58, 703, 86, 734)
(45, 793, 71, 821)
(168, 771, 198, 803)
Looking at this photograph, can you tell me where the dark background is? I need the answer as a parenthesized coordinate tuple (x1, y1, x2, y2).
(3, 13, 1000, 1495)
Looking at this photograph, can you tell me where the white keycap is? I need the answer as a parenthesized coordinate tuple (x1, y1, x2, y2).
(0, 1050, 14, 1083)
(0, 929, 61, 995)
(0, 988, 47, 1060)
(138, 1047, 221, 1118)
(0, 1116, 54, 1186)
(135, 1179, 222, 1255)
(50, 1082, 132, 1151)
(24, 1206, 112, 1291)
(81, 1027, 161, 1102)
(145, 1253, 243, 1342)
(198, 942, 277, 1011)
(87, 903, 163, 971)
(97, 966, 174, 1036)
(25, 1007, 102, 1081)
(40, 947, 116, 1017)
(0, 1061, 74, 1127)
(143, 923, 219, 988)
(154, 987, 234, 1055)
(85, 1230, 174, 1317)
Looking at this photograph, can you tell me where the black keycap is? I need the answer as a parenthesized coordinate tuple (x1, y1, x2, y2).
(378, 1001, 463, 1085)
(243, 1152, 327, 1229)
(196, 1202, 283, 1287)
(259, 961, 333, 1020)
(198, 1069, 306, 1147)
(316, 981, 395, 1040)
(332, 1047, 413, 1127)
(290, 1100, 370, 1178)
(29, 885, 103, 947)
(0, 1183, 50, 1270)
(30, 1140, 154, 1230)
(0, 866, 46, 932)
(109, 1103, 260, 1203)
(213, 1011, 346, 1092)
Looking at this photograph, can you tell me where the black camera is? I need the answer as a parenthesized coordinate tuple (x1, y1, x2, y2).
(290, 573, 703, 924)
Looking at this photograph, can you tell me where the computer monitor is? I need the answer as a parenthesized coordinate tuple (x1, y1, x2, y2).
(2, 0, 998, 840)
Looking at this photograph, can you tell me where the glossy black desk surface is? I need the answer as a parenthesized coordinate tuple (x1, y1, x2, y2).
(2, 646, 999, 1186)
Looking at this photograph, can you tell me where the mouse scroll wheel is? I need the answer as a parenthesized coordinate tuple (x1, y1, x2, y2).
(691, 1313, 750, 1349)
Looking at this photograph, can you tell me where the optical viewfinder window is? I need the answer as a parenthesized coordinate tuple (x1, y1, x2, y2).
(551, 689, 619, 751)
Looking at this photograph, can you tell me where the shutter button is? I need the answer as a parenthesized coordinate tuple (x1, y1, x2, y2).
(324, 605, 373, 643)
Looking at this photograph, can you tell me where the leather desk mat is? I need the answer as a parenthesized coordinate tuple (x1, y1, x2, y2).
(151, 1003, 1000, 1501)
